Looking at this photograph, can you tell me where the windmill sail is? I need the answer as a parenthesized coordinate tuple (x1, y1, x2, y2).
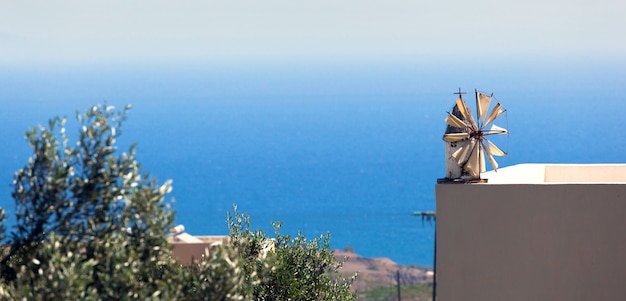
(451, 140, 472, 163)
(484, 103, 505, 127)
(443, 132, 470, 142)
(456, 97, 476, 130)
(483, 141, 499, 171)
(487, 139, 507, 156)
(485, 124, 508, 135)
(464, 141, 483, 179)
(445, 113, 468, 129)
(476, 91, 492, 123)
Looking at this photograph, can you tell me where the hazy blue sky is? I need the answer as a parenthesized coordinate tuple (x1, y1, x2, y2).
(1, 0, 624, 64)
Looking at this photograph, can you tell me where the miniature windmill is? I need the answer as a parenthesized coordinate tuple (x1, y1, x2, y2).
(441, 89, 508, 182)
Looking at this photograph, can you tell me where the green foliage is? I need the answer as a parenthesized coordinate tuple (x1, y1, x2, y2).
(0, 103, 356, 300)
(175, 243, 247, 301)
(12, 233, 99, 300)
(1, 104, 177, 299)
(228, 206, 358, 301)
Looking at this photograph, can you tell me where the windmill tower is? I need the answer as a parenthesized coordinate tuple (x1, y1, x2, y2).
(439, 89, 508, 183)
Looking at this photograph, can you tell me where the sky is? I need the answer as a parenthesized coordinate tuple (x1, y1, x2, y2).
(1, 0, 625, 65)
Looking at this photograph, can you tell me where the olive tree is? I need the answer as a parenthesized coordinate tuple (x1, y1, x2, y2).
(1, 104, 178, 299)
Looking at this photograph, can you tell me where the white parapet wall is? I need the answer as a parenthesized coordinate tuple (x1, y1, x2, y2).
(435, 164, 626, 301)
(481, 163, 626, 184)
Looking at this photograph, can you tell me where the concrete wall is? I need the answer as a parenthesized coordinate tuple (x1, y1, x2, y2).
(435, 182, 626, 301)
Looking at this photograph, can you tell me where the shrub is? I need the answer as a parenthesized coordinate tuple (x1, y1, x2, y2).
(228, 206, 358, 301)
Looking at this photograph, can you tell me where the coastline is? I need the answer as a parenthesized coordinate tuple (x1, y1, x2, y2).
(334, 249, 433, 300)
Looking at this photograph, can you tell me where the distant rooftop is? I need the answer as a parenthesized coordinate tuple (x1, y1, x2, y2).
(482, 164, 626, 184)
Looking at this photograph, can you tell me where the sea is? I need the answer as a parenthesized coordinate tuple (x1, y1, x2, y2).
(1, 59, 625, 267)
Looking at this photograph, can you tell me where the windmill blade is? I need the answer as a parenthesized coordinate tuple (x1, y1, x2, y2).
(445, 113, 468, 129)
(483, 103, 505, 127)
(451, 140, 472, 163)
(486, 139, 507, 156)
(456, 97, 478, 131)
(455, 97, 471, 121)
(464, 141, 482, 178)
(484, 124, 508, 135)
(482, 141, 500, 171)
(479, 144, 486, 173)
(476, 91, 492, 123)
(443, 132, 470, 142)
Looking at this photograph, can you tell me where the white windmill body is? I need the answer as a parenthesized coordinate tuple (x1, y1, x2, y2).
(441, 89, 508, 182)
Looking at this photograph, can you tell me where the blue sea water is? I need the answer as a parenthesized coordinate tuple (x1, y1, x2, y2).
(1, 60, 625, 266)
